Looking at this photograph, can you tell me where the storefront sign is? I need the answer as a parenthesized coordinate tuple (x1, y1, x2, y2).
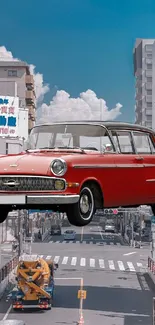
(0, 96, 19, 137)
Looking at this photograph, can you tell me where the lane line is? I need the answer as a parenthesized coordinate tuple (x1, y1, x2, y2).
(90, 258, 95, 267)
(2, 304, 12, 320)
(127, 262, 136, 272)
(99, 259, 105, 268)
(98, 226, 104, 241)
(46, 255, 52, 260)
(108, 260, 115, 270)
(80, 258, 86, 266)
(123, 252, 137, 256)
(137, 262, 143, 267)
(117, 261, 125, 271)
(71, 257, 77, 266)
(54, 256, 60, 263)
(62, 256, 68, 264)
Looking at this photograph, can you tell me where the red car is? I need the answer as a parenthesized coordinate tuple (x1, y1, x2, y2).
(0, 121, 155, 227)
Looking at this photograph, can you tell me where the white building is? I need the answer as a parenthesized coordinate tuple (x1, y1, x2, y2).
(0, 95, 28, 154)
(133, 38, 155, 129)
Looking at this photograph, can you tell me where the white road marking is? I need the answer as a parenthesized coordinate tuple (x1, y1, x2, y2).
(117, 261, 125, 271)
(46, 255, 52, 260)
(80, 258, 86, 266)
(90, 258, 95, 267)
(40, 255, 44, 258)
(76, 241, 80, 244)
(99, 259, 105, 268)
(137, 263, 143, 267)
(71, 257, 77, 266)
(89, 241, 93, 244)
(55, 241, 60, 243)
(123, 252, 137, 256)
(83, 241, 86, 244)
(2, 304, 12, 320)
(54, 256, 60, 263)
(98, 226, 104, 241)
(62, 256, 68, 264)
(108, 260, 115, 270)
(110, 242, 114, 245)
(127, 262, 136, 272)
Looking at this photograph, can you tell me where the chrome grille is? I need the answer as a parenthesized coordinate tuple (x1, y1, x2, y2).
(0, 176, 65, 192)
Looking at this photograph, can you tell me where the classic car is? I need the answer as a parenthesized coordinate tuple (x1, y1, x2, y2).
(0, 121, 155, 227)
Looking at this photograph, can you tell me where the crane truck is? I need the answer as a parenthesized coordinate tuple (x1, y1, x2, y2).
(7, 254, 58, 310)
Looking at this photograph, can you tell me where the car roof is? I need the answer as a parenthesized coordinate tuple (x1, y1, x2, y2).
(0, 321, 25, 325)
(35, 121, 155, 135)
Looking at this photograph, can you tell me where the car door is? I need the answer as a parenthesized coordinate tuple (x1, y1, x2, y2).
(132, 131, 155, 202)
(111, 130, 145, 206)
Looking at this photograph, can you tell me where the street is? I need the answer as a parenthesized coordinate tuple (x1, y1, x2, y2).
(0, 222, 153, 325)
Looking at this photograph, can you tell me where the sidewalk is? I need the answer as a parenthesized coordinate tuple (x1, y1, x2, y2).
(0, 229, 17, 268)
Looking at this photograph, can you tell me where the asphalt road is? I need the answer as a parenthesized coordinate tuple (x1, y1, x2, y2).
(0, 222, 153, 325)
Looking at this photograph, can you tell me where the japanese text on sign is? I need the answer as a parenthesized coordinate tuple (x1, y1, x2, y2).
(0, 97, 19, 137)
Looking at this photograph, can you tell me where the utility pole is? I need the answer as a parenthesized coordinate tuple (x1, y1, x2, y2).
(18, 210, 23, 257)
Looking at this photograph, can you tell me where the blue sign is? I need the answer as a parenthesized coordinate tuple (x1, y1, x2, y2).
(0, 98, 8, 105)
(0, 116, 16, 127)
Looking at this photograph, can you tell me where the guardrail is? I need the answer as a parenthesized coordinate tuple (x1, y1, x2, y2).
(148, 256, 155, 274)
(0, 255, 19, 298)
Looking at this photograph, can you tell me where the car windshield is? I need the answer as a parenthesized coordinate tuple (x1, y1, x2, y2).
(28, 124, 115, 152)
(65, 230, 74, 234)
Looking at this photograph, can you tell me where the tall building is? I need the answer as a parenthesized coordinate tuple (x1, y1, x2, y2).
(0, 61, 36, 132)
(133, 38, 155, 129)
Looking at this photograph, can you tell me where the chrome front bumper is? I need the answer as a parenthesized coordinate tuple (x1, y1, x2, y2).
(0, 194, 80, 205)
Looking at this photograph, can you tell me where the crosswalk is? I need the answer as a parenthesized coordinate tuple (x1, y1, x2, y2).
(38, 254, 146, 272)
(49, 240, 122, 245)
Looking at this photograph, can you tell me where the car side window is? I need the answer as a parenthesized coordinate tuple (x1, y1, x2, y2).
(133, 132, 152, 154)
(112, 131, 134, 153)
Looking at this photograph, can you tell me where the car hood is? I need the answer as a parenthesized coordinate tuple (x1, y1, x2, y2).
(0, 152, 62, 175)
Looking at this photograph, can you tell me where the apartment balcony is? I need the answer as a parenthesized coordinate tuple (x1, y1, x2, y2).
(146, 95, 152, 103)
(145, 82, 152, 90)
(145, 109, 152, 115)
(25, 75, 34, 86)
(145, 58, 152, 64)
(145, 70, 152, 77)
(25, 90, 35, 106)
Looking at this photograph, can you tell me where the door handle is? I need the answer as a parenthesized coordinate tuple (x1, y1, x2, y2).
(135, 156, 144, 161)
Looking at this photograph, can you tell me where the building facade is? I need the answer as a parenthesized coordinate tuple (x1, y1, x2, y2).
(133, 38, 155, 129)
(0, 61, 36, 132)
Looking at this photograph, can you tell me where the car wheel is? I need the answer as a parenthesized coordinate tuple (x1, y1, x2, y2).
(0, 206, 11, 223)
(67, 187, 95, 226)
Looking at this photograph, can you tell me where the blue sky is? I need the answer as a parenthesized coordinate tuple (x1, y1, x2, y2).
(1, 0, 155, 122)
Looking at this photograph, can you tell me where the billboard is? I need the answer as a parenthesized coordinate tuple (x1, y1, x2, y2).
(0, 96, 19, 137)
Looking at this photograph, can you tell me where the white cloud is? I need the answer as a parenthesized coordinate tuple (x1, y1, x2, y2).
(0, 46, 49, 106)
(0, 46, 123, 121)
(40, 89, 123, 123)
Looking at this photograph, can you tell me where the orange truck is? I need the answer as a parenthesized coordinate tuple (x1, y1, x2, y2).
(7, 254, 58, 310)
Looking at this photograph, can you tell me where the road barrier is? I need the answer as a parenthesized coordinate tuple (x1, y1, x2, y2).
(0, 255, 18, 298)
(148, 256, 155, 274)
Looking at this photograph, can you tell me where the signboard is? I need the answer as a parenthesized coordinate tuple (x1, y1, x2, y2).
(0, 96, 19, 137)
(78, 290, 87, 299)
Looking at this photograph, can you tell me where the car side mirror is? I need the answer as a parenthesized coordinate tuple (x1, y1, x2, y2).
(103, 144, 113, 152)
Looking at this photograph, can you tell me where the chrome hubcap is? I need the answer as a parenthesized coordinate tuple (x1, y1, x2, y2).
(80, 194, 90, 214)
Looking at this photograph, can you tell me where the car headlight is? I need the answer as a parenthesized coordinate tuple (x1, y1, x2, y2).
(50, 159, 67, 176)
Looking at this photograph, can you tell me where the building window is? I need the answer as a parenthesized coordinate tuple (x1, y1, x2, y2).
(147, 77, 152, 82)
(8, 70, 17, 77)
(146, 115, 152, 121)
(146, 53, 152, 58)
(145, 45, 153, 52)
(147, 64, 152, 70)
(147, 102, 152, 108)
(147, 90, 152, 95)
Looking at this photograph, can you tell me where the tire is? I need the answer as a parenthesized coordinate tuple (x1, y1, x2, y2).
(0, 206, 11, 223)
(67, 186, 95, 226)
